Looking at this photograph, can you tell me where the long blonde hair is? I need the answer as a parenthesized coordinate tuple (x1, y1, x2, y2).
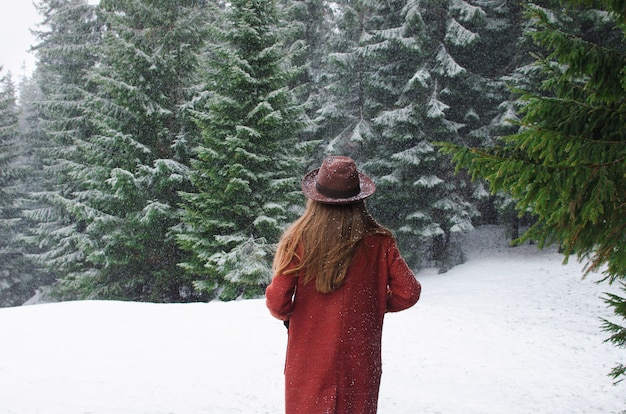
(273, 199, 391, 293)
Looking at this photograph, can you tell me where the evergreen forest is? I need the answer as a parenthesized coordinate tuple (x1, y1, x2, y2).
(1, 0, 624, 380)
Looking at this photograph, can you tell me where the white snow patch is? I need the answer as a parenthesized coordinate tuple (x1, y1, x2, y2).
(0, 226, 623, 413)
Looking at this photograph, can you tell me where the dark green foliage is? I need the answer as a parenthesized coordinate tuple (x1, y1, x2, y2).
(38, 0, 210, 302)
(0, 70, 27, 305)
(0, 70, 54, 307)
(320, 0, 522, 270)
(26, 0, 100, 300)
(602, 283, 626, 382)
(178, 0, 306, 300)
(440, 0, 626, 383)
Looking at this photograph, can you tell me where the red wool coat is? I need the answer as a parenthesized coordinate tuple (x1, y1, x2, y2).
(266, 233, 421, 414)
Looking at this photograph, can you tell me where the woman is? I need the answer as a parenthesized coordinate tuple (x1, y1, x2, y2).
(266, 155, 421, 414)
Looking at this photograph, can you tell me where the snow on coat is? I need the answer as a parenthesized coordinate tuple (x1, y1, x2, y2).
(266, 233, 421, 414)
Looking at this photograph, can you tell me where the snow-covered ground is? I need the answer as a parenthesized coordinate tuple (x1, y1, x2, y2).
(0, 226, 624, 413)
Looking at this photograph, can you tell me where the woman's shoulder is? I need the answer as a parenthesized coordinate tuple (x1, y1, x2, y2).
(362, 230, 396, 245)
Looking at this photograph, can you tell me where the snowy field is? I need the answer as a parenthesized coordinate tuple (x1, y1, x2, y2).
(0, 226, 624, 414)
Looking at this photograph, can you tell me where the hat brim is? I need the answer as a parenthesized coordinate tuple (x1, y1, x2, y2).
(301, 168, 376, 204)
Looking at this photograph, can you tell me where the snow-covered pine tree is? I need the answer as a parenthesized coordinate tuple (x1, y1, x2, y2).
(0, 70, 42, 306)
(49, 0, 209, 302)
(446, 0, 532, 239)
(441, 0, 626, 384)
(312, 0, 380, 160)
(328, 1, 438, 266)
(0, 70, 54, 307)
(8, 72, 59, 306)
(27, 0, 100, 298)
(281, 0, 332, 145)
(319, 0, 476, 270)
(178, 0, 306, 300)
(360, 0, 529, 271)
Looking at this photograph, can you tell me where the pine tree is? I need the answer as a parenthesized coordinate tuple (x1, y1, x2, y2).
(361, 0, 469, 270)
(440, 0, 626, 383)
(178, 0, 306, 300)
(11, 72, 58, 305)
(313, 0, 379, 159)
(319, 0, 481, 270)
(0, 67, 50, 306)
(0, 70, 39, 306)
(28, 0, 100, 298)
(475, 0, 544, 239)
(47, 0, 209, 302)
(281, 0, 332, 146)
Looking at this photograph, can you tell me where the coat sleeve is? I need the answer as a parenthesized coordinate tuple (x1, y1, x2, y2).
(265, 271, 298, 321)
(385, 238, 421, 313)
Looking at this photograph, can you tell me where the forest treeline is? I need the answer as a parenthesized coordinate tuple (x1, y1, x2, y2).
(0, 0, 622, 309)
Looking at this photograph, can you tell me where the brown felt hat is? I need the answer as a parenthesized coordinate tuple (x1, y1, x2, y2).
(301, 156, 376, 204)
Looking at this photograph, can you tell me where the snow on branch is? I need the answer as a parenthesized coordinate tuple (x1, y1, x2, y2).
(139, 201, 171, 224)
(450, 0, 486, 22)
(375, 27, 405, 40)
(427, 92, 450, 119)
(436, 45, 466, 77)
(357, 40, 391, 57)
(445, 19, 480, 47)
(209, 236, 272, 286)
(391, 142, 435, 166)
(106, 168, 138, 193)
(373, 105, 414, 127)
(328, 52, 355, 68)
(414, 175, 444, 188)
(404, 67, 431, 91)
(402, 0, 422, 24)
